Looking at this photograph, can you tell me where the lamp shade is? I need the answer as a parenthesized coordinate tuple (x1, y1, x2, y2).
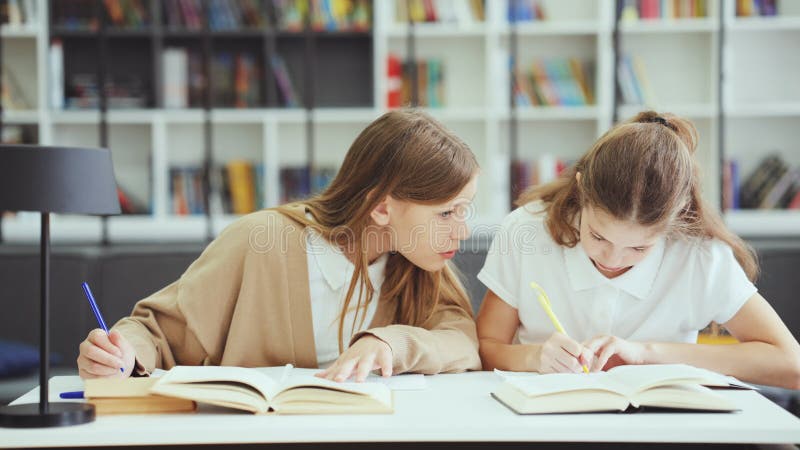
(0, 145, 120, 215)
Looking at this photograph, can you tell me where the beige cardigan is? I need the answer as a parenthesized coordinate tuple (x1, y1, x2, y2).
(112, 205, 481, 375)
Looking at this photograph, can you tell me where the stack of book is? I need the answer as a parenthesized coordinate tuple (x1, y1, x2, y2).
(65, 73, 148, 109)
(512, 58, 594, 107)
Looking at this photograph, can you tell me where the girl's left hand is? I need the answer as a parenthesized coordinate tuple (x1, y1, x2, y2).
(583, 335, 646, 372)
(315, 335, 393, 382)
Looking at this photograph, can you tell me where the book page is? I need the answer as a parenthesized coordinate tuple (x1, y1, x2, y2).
(606, 364, 737, 392)
(260, 367, 426, 391)
(154, 366, 282, 400)
(501, 372, 629, 397)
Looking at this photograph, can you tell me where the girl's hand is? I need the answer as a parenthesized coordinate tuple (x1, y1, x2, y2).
(315, 335, 393, 382)
(584, 335, 646, 371)
(539, 332, 594, 374)
(77, 329, 135, 379)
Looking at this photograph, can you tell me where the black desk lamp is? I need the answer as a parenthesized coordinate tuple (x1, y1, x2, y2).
(0, 145, 120, 427)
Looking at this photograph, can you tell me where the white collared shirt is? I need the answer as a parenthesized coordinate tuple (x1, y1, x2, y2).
(305, 227, 387, 368)
(477, 202, 757, 344)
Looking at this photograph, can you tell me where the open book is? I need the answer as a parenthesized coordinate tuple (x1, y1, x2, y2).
(87, 365, 393, 415)
(491, 364, 747, 414)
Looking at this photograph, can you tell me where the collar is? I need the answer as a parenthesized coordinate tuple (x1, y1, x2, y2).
(306, 227, 388, 291)
(563, 238, 665, 300)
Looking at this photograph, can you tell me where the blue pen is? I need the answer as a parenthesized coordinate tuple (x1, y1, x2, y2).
(82, 282, 124, 373)
(59, 391, 84, 399)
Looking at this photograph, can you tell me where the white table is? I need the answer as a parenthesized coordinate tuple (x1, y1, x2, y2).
(1, 372, 800, 449)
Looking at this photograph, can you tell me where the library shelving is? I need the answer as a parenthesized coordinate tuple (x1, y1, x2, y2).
(1, 0, 799, 243)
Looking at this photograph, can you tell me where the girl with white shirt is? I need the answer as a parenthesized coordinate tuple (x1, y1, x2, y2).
(477, 111, 800, 389)
(77, 109, 481, 382)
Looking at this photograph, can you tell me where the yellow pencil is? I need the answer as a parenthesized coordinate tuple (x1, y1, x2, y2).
(530, 281, 590, 374)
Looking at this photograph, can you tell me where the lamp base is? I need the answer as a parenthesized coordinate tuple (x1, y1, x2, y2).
(0, 402, 95, 428)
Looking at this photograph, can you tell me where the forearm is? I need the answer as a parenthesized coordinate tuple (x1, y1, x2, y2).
(643, 341, 800, 389)
(479, 339, 541, 372)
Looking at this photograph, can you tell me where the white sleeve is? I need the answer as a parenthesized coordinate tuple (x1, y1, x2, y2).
(696, 240, 758, 325)
(477, 210, 537, 309)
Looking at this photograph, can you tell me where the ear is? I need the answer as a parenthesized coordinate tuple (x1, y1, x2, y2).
(575, 171, 582, 183)
(370, 195, 391, 226)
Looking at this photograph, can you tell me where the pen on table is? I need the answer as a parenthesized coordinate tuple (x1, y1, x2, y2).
(59, 391, 84, 399)
(530, 281, 590, 374)
(82, 281, 124, 373)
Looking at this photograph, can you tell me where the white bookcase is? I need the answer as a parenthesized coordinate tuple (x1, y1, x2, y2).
(2, 0, 799, 243)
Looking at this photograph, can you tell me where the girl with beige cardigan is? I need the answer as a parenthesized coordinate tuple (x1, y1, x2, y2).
(77, 110, 482, 382)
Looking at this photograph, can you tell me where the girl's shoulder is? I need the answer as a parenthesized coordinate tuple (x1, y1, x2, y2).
(504, 200, 549, 227)
(492, 201, 557, 248)
(664, 235, 738, 267)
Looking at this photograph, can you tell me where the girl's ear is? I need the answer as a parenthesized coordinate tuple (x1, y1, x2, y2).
(575, 171, 582, 183)
(370, 196, 391, 226)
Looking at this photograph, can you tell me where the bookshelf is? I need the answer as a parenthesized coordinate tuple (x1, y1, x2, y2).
(1, 0, 799, 243)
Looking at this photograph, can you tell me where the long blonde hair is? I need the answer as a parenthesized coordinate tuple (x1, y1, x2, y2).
(277, 109, 479, 351)
(518, 111, 758, 281)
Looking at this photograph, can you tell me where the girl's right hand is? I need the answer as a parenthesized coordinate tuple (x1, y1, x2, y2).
(77, 329, 135, 379)
(538, 332, 593, 374)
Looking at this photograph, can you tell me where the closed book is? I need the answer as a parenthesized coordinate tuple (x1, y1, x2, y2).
(226, 160, 256, 214)
(84, 377, 197, 415)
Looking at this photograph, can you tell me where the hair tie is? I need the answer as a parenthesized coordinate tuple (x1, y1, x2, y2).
(650, 116, 668, 126)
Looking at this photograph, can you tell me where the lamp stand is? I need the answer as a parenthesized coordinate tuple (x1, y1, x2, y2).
(0, 213, 95, 427)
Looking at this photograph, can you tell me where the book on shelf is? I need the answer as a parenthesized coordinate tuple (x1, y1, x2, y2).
(737, 0, 777, 17)
(393, 56, 445, 108)
(491, 364, 750, 415)
(0, 0, 38, 27)
(516, 58, 594, 107)
(84, 377, 197, 415)
(117, 186, 150, 215)
(274, 0, 371, 32)
(87, 365, 393, 415)
(270, 55, 299, 107)
(396, 0, 484, 25)
(49, 40, 64, 110)
(619, 0, 708, 21)
(2, 68, 32, 111)
(1, 125, 35, 144)
(617, 54, 655, 106)
(508, 0, 546, 23)
(64, 73, 148, 110)
(737, 154, 796, 210)
(161, 46, 211, 109)
(510, 156, 570, 201)
(102, 0, 150, 29)
(162, 47, 189, 109)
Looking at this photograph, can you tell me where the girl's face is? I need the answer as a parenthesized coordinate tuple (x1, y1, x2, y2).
(383, 175, 478, 272)
(579, 205, 662, 279)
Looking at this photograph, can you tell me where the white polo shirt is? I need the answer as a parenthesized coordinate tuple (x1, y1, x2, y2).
(305, 227, 387, 368)
(477, 202, 757, 344)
